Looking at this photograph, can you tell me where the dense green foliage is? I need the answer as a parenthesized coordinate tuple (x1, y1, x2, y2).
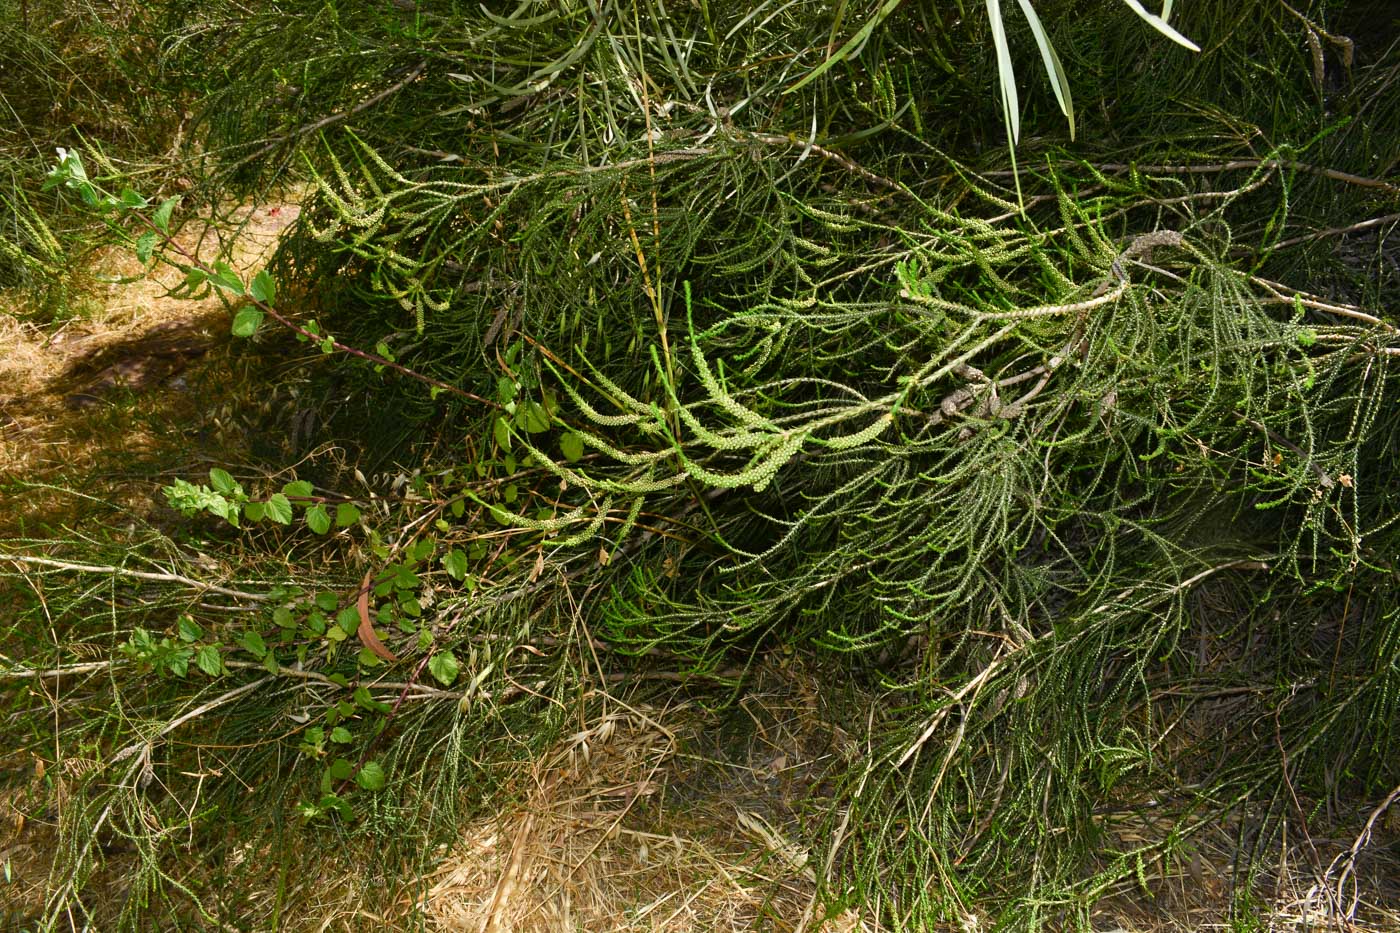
(3, 1, 1399, 928)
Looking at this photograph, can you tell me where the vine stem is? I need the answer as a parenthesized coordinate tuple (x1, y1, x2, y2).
(132, 210, 501, 410)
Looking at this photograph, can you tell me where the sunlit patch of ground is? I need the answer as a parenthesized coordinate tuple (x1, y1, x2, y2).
(0, 202, 300, 531)
(412, 661, 864, 933)
(418, 706, 817, 931)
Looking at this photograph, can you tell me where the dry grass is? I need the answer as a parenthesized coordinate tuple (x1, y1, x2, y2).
(416, 680, 844, 933)
(423, 712, 764, 930)
(0, 202, 299, 532)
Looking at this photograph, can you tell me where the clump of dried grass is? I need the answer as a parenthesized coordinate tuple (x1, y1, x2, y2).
(418, 702, 825, 932)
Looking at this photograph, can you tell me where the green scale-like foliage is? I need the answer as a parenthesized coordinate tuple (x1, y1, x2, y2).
(7, 0, 1400, 927)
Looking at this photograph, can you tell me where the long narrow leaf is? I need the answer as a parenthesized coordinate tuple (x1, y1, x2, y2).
(787, 0, 907, 93)
(1016, 0, 1075, 140)
(1121, 0, 1200, 51)
(986, 0, 1020, 144)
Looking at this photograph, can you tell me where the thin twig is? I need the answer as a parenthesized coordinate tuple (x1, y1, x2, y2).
(1322, 779, 1400, 919)
(141, 219, 502, 410)
(982, 159, 1398, 194)
(1270, 212, 1400, 251)
(229, 62, 427, 171)
(0, 553, 269, 601)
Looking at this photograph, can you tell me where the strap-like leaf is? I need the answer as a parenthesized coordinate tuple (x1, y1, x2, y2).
(1121, 0, 1200, 51)
(1016, 0, 1075, 140)
(986, 0, 1020, 144)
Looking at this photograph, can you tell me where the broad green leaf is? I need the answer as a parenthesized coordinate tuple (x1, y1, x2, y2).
(265, 493, 293, 524)
(273, 606, 295, 628)
(211, 262, 245, 295)
(317, 793, 353, 819)
(177, 616, 203, 642)
(1015, 0, 1074, 139)
(335, 607, 360, 635)
(520, 400, 550, 433)
(329, 758, 354, 780)
(239, 630, 267, 658)
(305, 504, 332, 535)
(493, 415, 511, 450)
(443, 549, 469, 581)
(205, 495, 230, 520)
(428, 650, 460, 686)
(244, 500, 266, 522)
(231, 306, 264, 337)
(336, 502, 361, 527)
(394, 564, 420, 591)
(195, 645, 224, 677)
(330, 726, 352, 744)
(315, 592, 339, 611)
(353, 685, 391, 714)
(249, 269, 276, 304)
(355, 760, 387, 791)
(135, 232, 158, 265)
(282, 480, 314, 500)
(209, 468, 237, 494)
(560, 432, 584, 463)
(153, 197, 179, 233)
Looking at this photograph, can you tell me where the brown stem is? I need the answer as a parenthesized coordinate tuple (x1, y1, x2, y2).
(136, 212, 501, 410)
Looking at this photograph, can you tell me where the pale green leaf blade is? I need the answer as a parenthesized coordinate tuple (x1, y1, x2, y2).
(428, 650, 460, 686)
(356, 761, 387, 791)
(1015, 0, 1075, 139)
(305, 504, 332, 535)
(153, 197, 179, 233)
(264, 493, 293, 525)
(249, 269, 276, 304)
(209, 468, 237, 494)
(282, 480, 314, 499)
(231, 306, 264, 338)
(1120, 0, 1200, 52)
(986, 0, 1021, 144)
